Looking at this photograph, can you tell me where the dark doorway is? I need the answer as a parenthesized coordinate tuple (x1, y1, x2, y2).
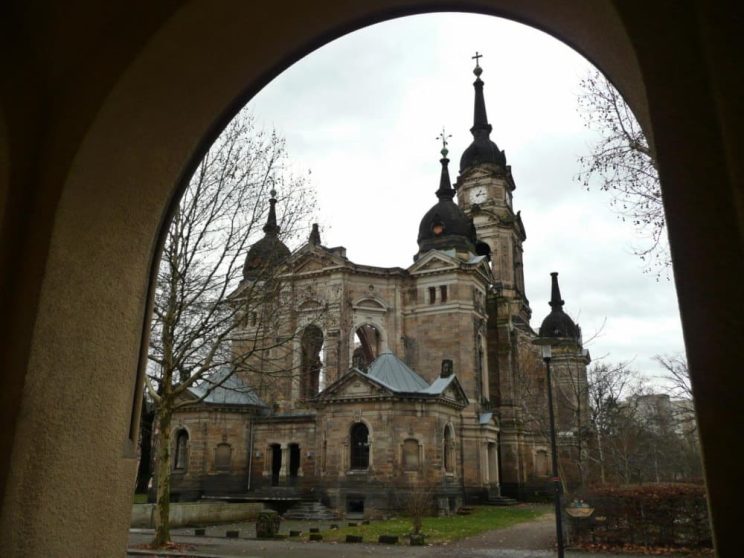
(347, 496, 365, 515)
(289, 443, 300, 485)
(270, 444, 281, 486)
(350, 423, 370, 469)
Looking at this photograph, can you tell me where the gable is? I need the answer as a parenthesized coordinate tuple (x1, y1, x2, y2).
(355, 297, 386, 310)
(408, 252, 458, 275)
(292, 255, 336, 274)
(316, 369, 392, 403)
(441, 382, 469, 405)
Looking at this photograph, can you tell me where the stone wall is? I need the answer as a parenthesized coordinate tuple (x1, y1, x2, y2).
(131, 502, 264, 528)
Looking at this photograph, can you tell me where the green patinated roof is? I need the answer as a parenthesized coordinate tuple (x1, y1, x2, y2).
(189, 368, 268, 407)
(365, 353, 430, 393)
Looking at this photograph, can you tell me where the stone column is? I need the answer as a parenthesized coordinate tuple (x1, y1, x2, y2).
(280, 445, 289, 480)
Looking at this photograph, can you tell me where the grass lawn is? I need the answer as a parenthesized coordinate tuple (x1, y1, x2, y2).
(133, 493, 148, 504)
(316, 504, 549, 545)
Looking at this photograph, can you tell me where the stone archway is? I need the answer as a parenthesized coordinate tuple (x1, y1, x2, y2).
(1, 2, 741, 556)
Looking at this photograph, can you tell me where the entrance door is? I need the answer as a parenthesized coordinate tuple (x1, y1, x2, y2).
(270, 444, 281, 486)
(289, 443, 300, 485)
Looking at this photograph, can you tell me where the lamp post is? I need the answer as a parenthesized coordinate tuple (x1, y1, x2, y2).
(541, 344, 565, 558)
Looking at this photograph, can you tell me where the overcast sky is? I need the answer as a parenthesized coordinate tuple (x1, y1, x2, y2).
(245, 13, 685, 381)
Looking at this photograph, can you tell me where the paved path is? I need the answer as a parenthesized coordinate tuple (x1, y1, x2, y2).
(126, 511, 660, 558)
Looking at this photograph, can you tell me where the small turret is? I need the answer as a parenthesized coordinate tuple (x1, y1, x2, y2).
(538, 272, 580, 339)
(242, 189, 291, 280)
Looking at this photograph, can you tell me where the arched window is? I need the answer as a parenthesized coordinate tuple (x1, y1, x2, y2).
(301, 325, 324, 397)
(174, 430, 189, 471)
(352, 324, 380, 369)
(443, 426, 454, 473)
(350, 423, 370, 470)
(215, 443, 232, 471)
(403, 438, 420, 471)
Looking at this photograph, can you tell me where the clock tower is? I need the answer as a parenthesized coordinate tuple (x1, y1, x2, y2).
(454, 56, 535, 497)
(454, 58, 530, 324)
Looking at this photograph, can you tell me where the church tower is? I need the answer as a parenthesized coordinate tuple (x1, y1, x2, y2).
(454, 55, 535, 497)
(454, 56, 530, 325)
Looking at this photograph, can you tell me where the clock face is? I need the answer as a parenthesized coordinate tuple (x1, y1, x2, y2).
(471, 186, 487, 204)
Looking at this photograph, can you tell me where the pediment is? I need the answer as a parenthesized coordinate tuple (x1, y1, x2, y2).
(353, 296, 387, 312)
(456, 165, 502, 185)
(408, 252, 459, 275)
(441, 381, 469, 405)
(317, 369, 391, 402)
(298, 299, 323, 311)
(290, 251, 344, 274)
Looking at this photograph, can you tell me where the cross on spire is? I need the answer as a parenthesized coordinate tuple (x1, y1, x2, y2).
(472, 51, 483, 66)
(436, 127, 452, 157)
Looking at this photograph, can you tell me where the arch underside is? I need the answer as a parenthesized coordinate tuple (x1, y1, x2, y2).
(0, 2, 741, 556)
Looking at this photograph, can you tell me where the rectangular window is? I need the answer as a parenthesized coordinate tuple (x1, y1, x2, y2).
(440, 285, 448, 303)
(428, 287, 436, 304)
(215, 443, 232, 471)
(403, 439, 420, 471)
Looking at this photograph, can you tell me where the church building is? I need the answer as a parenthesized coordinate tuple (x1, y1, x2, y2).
(169, 60, 590, 514)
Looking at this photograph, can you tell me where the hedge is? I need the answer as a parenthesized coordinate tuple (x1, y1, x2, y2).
(568, 483, 712, 549)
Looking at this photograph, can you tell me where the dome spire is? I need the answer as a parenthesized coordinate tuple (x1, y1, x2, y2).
(263, 188, 280, 236)
(459, 53, 506, 172)
(243, 188, 290, 280)
(471, 52, 492, 135)
(436, 127, 454, 200)
(549, 271, 565, 309)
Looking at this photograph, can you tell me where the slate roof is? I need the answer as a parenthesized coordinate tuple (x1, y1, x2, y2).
(365, 353, 430, 393)
(189, 368, 268, 407)
(419, 375, 457, 395)
(479, 412, 494, 425)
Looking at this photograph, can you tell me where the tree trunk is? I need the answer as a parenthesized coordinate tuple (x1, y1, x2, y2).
(152, 404, 173, 547)
(596, 430, 607, 484)
(135, 399, 155, 494)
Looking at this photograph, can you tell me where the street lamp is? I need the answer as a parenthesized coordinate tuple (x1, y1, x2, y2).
(541, 343, 565, 558)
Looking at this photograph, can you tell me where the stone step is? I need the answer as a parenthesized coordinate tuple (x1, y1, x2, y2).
(486, 496, 519, 506)
(282, 500, 339, 521)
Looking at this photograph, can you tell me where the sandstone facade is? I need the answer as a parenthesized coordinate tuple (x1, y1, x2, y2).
(169, 62, 590, 512)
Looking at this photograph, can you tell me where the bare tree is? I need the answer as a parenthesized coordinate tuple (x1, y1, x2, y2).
(654, 354, 701, 477)
(586, 361, 641, 484)
(145, 110, 315, 548)
(654, 354, 692, 400)
(577, 70, 668, 275)
(587, 359, 702, 484)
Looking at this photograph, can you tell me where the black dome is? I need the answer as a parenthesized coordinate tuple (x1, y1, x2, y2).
(417, 199, 477, 255)
(243, 235, 290, 280)
(416, 155, 477, 258)
(243, 191, 290, 280)
(538, 309, 579, 339)
(538, 272, 580, 339)
(460, 131, 506, 172)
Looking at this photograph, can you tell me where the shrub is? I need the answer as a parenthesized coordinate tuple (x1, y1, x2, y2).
(255, 510, 281, 539)
(569, 483, 711, 549)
